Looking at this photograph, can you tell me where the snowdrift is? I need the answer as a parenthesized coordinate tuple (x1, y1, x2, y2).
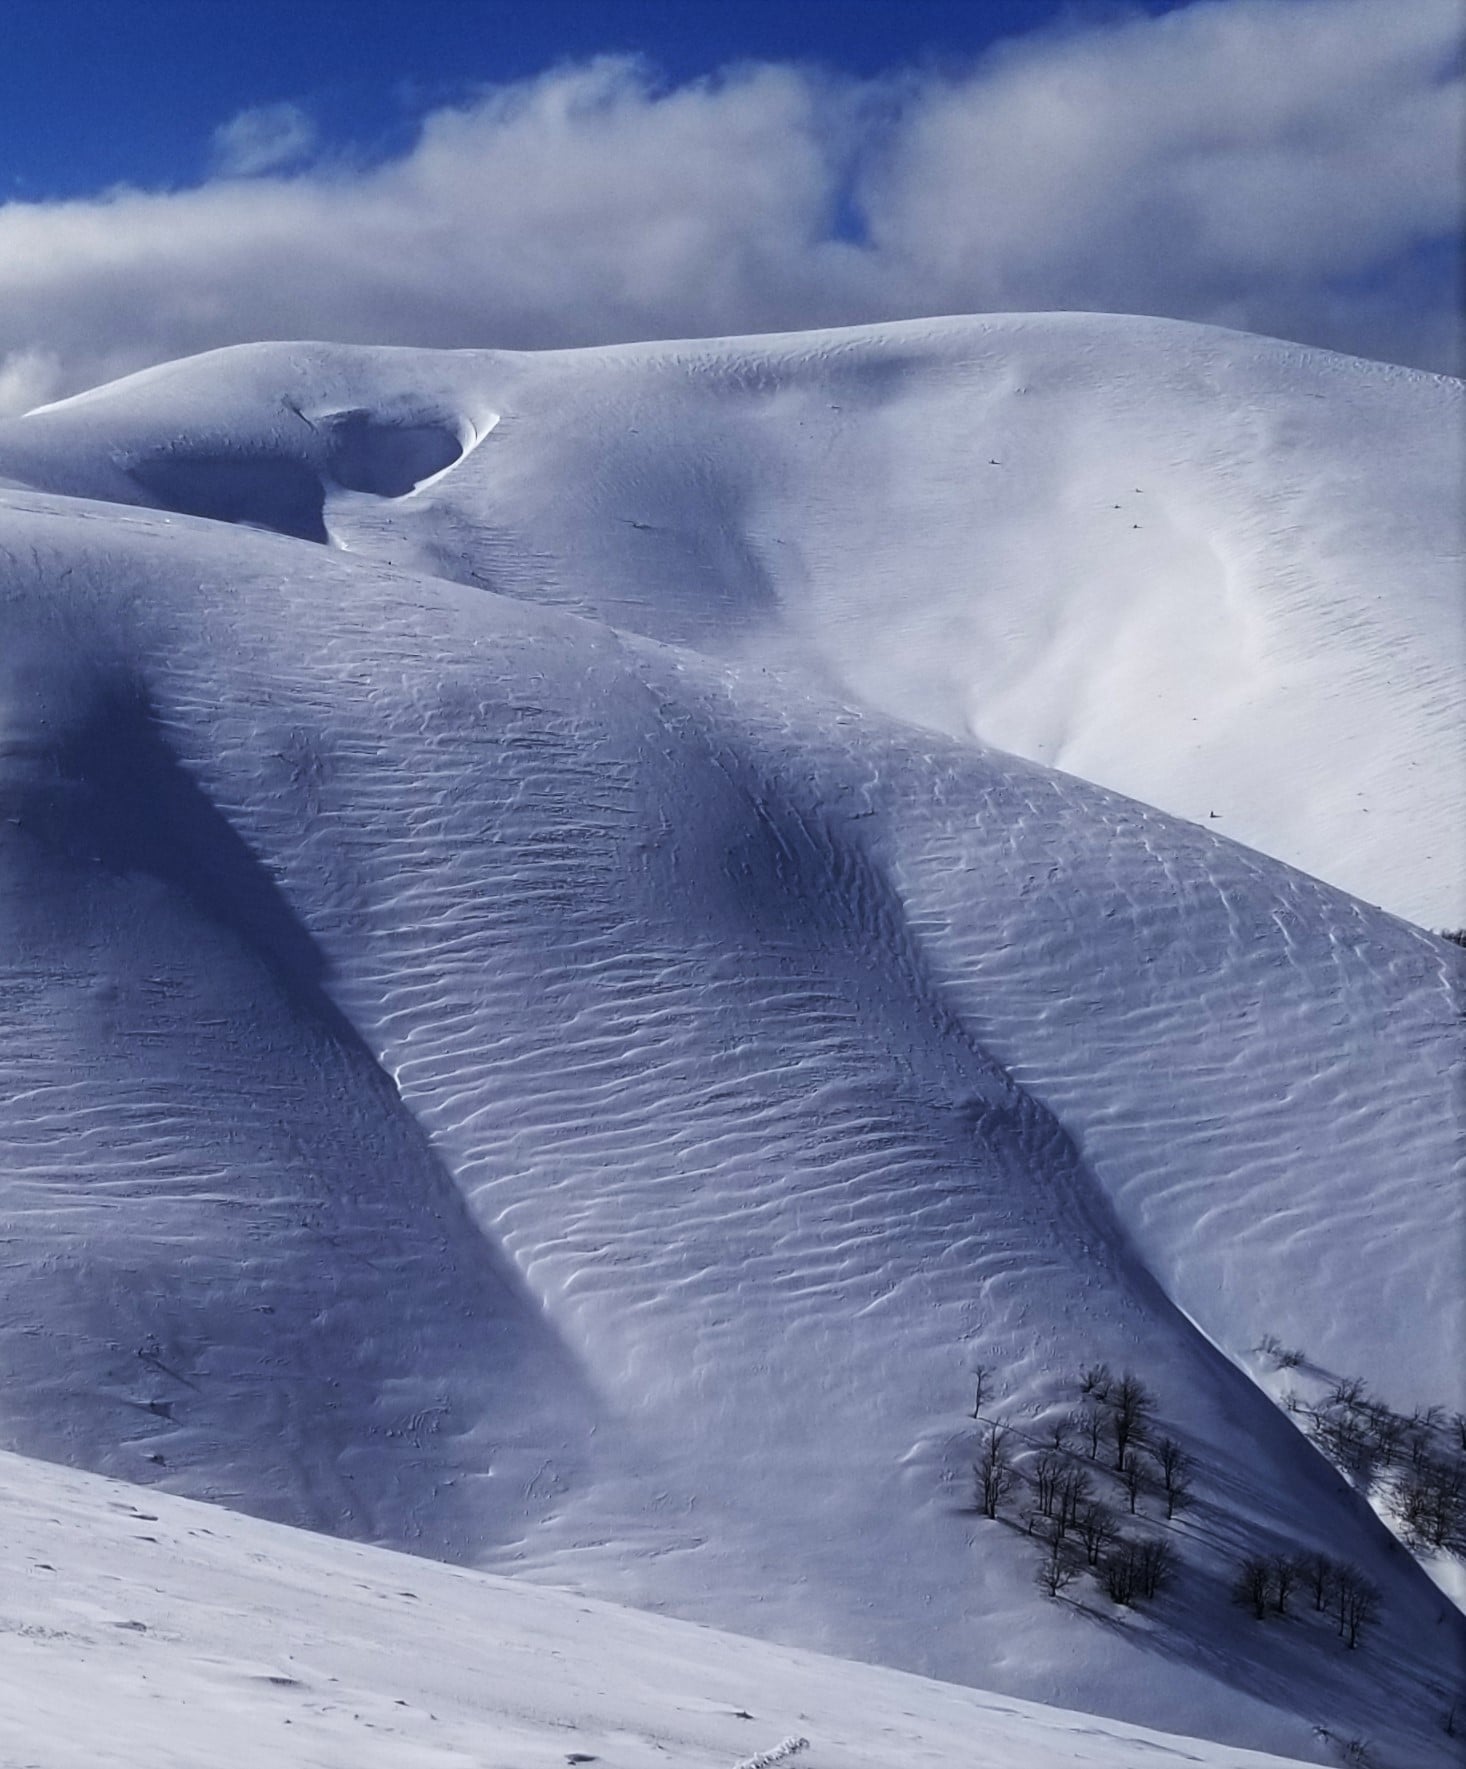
(6, 312, 1460, 928)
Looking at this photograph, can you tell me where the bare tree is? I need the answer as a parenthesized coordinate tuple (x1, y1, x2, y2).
(1134, 1537, 1175, 1600)
(1119, 1450, 1145, 1514)
(1430, 1458, 1465, 1548)
(1036, 1527, 1080, 1600)
(1151, 1436, 1193, 1520)
(1101, 1537, 1170, 1607)
(1365, 1406, 1404, 1464)
(1406, 1409, 1442, 1474)
(1075, 1501, 1117, 1568)
(1270, 1553, 1298, 1616)
(1256, 1333, 1304, 1369)
(1397, 1456, 1465, 1550)
(1075, 1402, 1105, 1461)
(1330, 1376, 1368, 1410)
(1047, 1414, 1074, 1455)
(1310, 1407, 1375, 1486)
(1234, 1555, 1272, 1621)
(1079, 1363, 1112, 1402)
(1301, 1550, 1335, 1613)
(971, 1364, 992, 1419)
(1056, 1465, 1094, 1536)
(1032, 1450, 1063, 1520)
(976, 1423, 1015, 1520)
(1102, 1541, 1140, 1607)
(1334, 1566, 1382, 1650)
(1110, 1372, 1154, 1469)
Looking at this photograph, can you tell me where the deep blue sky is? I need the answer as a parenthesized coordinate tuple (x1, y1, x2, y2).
(4, 0, 1187, 198)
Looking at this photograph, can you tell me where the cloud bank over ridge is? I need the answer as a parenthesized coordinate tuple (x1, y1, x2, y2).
(0, 0, 1459, 412)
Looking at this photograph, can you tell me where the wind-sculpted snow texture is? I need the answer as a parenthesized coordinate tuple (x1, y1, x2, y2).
(0, 318, 1460, 1765)
(8, 314, 1459, 926)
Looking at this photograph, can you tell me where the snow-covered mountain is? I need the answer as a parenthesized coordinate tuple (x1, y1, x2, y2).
(0, 315, 1459, 1766)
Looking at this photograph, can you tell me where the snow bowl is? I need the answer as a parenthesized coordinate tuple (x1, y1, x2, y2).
(124, 407, 474, 542)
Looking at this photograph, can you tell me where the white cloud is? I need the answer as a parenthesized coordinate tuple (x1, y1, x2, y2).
(861, 0, 1461, 309)
(0, 347, 63, 419)
(211, 103, 319, 178)
(0, 0, 1458, 414)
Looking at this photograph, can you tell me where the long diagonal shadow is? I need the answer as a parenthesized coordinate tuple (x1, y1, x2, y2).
(11, 679, 599, 1557)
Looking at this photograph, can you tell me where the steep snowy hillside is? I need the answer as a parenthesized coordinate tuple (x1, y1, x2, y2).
(0, 322, 1460, 1766)
(4, 313, 1460, 927)
(0, 1451, 1317, 1769)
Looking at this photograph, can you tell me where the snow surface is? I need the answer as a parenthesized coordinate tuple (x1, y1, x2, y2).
(0, 1451, 1313, 1769)
(0, 315, 1460, 1766)
(5, 313, 1460, 928)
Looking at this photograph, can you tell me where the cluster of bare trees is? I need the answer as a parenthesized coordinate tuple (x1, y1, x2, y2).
(1233, 1551, 1381, 1649)
(1397, 1455, 1466, 1552)
(1097, 1535, 1175, 1605)
(1256, 1333, 1304, 1369)
(1074, 1364, 1194, 1518)
(1284, 1374, 1466, 1556)
(969, 1357, 1430, 1660)
(972, 1363, 1187, 1610)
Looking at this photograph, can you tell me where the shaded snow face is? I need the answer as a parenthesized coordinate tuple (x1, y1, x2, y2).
(128, 452, 331, 542)
(324, 411, 466, 496)
(124, 407, 470, 542)
(0, 631, 599, 1563)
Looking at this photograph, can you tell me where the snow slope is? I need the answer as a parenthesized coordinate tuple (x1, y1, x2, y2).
(5, 313, 1460, 928)
(0, 1450, 1315, 1769)
(0, 319, 1460, 1764)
